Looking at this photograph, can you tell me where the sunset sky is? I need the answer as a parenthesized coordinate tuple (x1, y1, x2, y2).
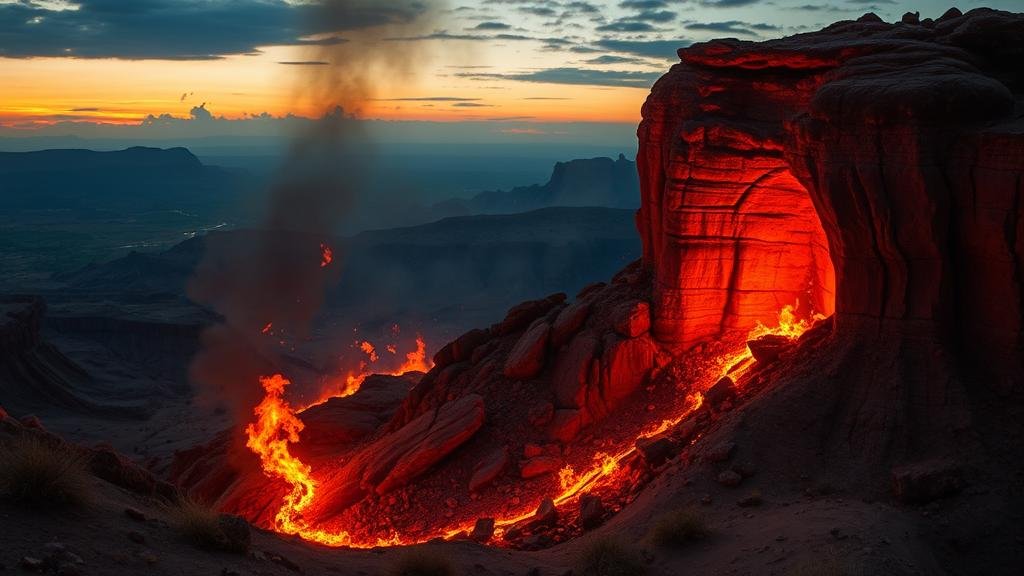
(0, 0, 1014, 140)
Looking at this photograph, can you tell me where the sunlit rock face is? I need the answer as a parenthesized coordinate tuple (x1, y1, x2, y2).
(638, 8, 1024, 384)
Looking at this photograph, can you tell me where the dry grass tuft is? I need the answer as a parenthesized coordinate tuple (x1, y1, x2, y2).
(0, 436, 91, 509)
(648, 507, 709, 548)
(167, 497, 224, 550)
(577, 538, 646, 576)
(390, 549, 454, 576)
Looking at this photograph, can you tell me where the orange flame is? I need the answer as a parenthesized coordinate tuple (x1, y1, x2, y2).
(244, 305, 810, 548)
(319, 242, 333, 268)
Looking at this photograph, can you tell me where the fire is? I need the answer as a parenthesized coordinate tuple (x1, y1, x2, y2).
(717, 303, 820, 381)
(243, 304, 814, 549)
(319, 242, 333, 268)
(306, 334, 434, 408)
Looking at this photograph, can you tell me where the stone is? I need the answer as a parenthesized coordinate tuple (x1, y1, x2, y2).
(124, 507, 146, 522)
(469, 448, 509, 492)
(20, 557, 44, 571)
(470, 517, 495, 542)
(891, 460, 966, 504)
(636, 435, 676, 467)
(737, 491, 763, 507)
(901, 11, 919, 24)
(611, 300, 651, 338)
(433, 328, 489, 369)
(531, 498, 558, 527)
(717, 470, 743, 487)
(504, 320, 551, 379)
(550, 300, 591, 348)
(595, 334, 656, 419)
(492, 294, 565, 336)
(552, 331, 600, 409)
(705, 441, 736, 463)
(579, 495, 605, 530)
(704, 377, 736, 410)
(217, 514, 251, 553)
(549, 409, 585, 443)
(747, 334, 794, 364)
(521, 456, 562, 479)
(128, 531, 145, 544)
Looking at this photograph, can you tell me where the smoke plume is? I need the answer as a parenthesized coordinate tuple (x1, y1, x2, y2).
(187, 0, 447, 419)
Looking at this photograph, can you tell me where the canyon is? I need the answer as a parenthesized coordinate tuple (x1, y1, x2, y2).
(2, 7, 1023, 576)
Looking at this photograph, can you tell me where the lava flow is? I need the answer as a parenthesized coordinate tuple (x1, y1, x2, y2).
(242, 304, 817, 549)
(306, 334, 431, 408)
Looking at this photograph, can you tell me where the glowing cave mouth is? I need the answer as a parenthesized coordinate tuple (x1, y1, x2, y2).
(242, 305, 819, 549)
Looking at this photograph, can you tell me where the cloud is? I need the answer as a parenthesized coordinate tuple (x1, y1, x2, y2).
(583, 54, 647, 65)
(697, 0, 763, 7)
(459, 67, 661, 88)
(596, 20, 656, 32)
(189, 103, 213, 121)
(685, 20, 781, 36)
(593, 38, 690, 59)
(0, 0, 424, 60)
(452, 102, 493, 107)
(619, 0, 668, 8)
(473, 21, 512, 30)
(277, 61, 330, 66)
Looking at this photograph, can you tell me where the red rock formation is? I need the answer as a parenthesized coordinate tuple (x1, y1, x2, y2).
(639, 8, 1024, 388)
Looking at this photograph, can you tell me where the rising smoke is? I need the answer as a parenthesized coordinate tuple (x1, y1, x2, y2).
(187, 0, 447, 419)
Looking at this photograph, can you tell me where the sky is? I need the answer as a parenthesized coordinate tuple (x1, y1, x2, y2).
(0, 0, 1016, 144)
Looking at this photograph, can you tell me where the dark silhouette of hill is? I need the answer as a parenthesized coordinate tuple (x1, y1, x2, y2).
(429, 154, 638, 218)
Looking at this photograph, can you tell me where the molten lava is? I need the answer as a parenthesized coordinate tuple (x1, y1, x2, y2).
(244, 305, 815, 548)
(308, 334, 432, 408)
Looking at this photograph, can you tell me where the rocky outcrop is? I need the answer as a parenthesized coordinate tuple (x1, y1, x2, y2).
(639, 8, 1024, 388)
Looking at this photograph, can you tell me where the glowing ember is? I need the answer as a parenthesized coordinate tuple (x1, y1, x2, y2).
(717, 303, 821, 382)
(261, 322, 273, 335)
(319, 242, 333, 268)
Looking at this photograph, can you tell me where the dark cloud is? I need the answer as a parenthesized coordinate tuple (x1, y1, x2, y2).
(619, 0, 668, 8)
(698, 0, 763, 7)
(0, 0, 421, 60)
(594, 38, 690, 59)
(685, 20, 781, 36)
(474, 21, 512, 30)
(596, 20, 657, 32)
(846, 0, 895, 3)
(631, 10, 677, 23)
(459, 67, 662, 88)
(583, 54, 647, 65)
(452, 102, 493, 107)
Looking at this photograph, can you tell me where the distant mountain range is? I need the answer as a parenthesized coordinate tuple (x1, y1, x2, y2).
(429, 154, 638, 218)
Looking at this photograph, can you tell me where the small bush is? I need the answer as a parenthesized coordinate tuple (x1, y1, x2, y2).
(168, 498, 224, 550)
(648, 508, 709, 548)
(390, 549, 454, 576)
(0, 436, 91, 509)
(577, 538, 646, 576)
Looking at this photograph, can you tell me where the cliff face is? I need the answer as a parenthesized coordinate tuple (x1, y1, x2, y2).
(638, 8, 1024, 387)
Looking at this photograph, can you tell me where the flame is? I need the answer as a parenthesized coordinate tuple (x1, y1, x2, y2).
(718, 302, 821, 382)
(243, 304, 812, 548)
(319, 242, 333, 268)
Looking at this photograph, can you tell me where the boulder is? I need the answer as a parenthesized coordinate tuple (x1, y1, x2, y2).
(503, 319, 551, 379)
(470, 518, 495, 542)
(531, 498, 558, 528)
(469, 448, 509, 492)
(704, 377, 736, 410)
(520, 456, 562, 479)
(550, 300, 591, 348)
(747, 334, 794, 364)
(891, 460, 965, 504)
(552, 331, 600, 409)
(595, 334, 656, 418)
(579, 494, 605, 530)
(611, 300, 651, 338)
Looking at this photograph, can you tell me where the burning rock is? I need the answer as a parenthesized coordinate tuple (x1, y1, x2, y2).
(530, 498, 558, 528)
(704, 377, 736, 410)
(503, 319, 551, 380)
(611, 300, 651, 338)
(747, 334, 794, 364)
(520, 456, 562, 479)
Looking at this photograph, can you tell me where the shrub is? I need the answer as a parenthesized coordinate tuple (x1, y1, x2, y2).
(577, 538, 646, 576)
(648, 507, 709, 548)
(168, 498, 224, 550)
(0, 436, 91, 509)
(390, 549, 454, 576)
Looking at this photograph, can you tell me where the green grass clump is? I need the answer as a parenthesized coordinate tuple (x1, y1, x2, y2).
(0, 436, 91, 509)
(647, 507, 709, 548)
(577, 538, 646, 576)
